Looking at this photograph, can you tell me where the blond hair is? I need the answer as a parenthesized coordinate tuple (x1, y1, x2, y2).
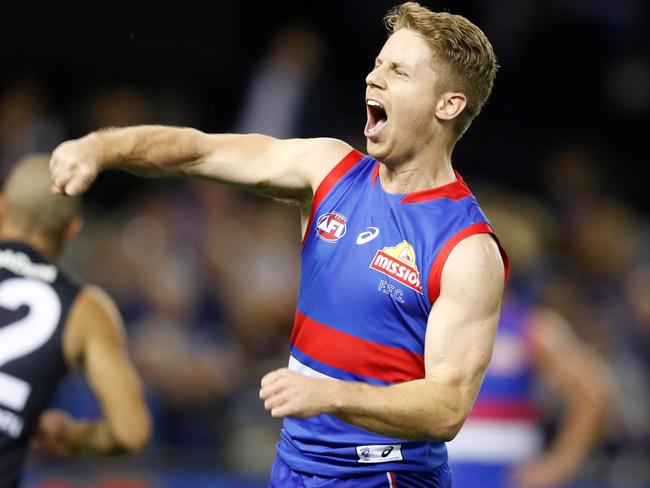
(384, 2, 498, 140)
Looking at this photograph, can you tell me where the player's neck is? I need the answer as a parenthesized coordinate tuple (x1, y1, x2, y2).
(0, 223, 59, 262)
(379, 146, 456, 195)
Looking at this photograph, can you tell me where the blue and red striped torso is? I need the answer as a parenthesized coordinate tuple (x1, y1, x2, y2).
(278, 150, 501, 477)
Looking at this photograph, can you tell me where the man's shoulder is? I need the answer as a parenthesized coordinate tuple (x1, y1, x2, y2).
(442, 232, 506, 292)
(298, 139, 363, 194)
(70, 285, 120, 323)
(64, 284, 124, 366)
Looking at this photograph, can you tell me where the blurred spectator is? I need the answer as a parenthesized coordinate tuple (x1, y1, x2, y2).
(0, 76, 65, 181)
(84, 85, 154, 130)
(234, 23, 344, 139)
(111, 190, 244, 450)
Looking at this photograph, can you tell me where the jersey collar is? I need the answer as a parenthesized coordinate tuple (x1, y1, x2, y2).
(371, 163, 473, 203)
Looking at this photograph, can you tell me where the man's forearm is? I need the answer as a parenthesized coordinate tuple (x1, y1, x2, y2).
(330, 378, 468, 441)
(93, 125, 208, 176)
(545, 370, 609, 474)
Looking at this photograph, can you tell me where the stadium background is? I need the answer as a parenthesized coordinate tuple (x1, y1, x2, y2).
(1, 0, 649, 486)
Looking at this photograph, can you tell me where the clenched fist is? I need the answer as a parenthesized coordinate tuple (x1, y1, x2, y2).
(49, 133, 103, 196)
(259, 367, 339, 418)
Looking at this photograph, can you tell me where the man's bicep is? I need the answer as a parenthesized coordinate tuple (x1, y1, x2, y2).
(195, 134, 352, 199)
(424, 234, 505, 389)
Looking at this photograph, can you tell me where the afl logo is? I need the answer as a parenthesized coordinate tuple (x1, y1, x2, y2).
(316, 212, 347, 242)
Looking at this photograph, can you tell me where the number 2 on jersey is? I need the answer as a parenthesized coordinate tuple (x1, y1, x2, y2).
(0, 277, 62, 412)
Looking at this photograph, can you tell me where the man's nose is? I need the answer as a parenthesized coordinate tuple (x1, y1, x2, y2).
(366, 67, 386, 90)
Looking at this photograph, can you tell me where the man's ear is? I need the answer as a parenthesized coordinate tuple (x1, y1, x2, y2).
(435, 92, 467, 121)
(63, 216, 83, 243)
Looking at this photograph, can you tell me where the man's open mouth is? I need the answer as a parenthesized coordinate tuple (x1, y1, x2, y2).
(364, 99, 388, 137)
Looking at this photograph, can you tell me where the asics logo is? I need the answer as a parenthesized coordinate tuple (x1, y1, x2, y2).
(381, 446, 394, 457)
(355, 443, 403, 463)
(356, 227, 380, 245)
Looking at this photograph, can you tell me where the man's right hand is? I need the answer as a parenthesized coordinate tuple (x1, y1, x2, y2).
(32, 409, 79, 457)
(50, 133, 102, 196)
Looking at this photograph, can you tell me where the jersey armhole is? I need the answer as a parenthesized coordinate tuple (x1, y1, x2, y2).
(426, 222, 509, 304)
(301, 149, 365, 247)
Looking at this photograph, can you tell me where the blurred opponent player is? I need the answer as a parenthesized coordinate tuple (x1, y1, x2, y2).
(49, 3, 506, 487)
(0, 155, 150, 487)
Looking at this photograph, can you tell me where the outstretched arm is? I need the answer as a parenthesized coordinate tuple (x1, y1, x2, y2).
(34, 285, 151, 456)
(260, 233, 505, 440)
(49, 126, 351, 200)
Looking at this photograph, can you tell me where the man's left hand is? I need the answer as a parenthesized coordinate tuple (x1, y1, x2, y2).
(509, 453, 576, 488)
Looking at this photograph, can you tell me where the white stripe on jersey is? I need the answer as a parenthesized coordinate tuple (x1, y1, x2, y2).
(288, 355, 340, 381)
(446, 419, 543, 463)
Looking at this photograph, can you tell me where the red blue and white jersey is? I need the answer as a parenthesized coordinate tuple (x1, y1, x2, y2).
(447, 296, 542, 465)
(277, 150, 506, 477)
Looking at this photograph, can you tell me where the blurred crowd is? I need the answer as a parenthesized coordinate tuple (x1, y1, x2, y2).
(1, 1, 649, 486)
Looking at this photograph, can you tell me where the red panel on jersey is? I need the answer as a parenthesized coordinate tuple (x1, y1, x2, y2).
(291, 311, 425, 383)
(427, 222, 509, 304)
(371, 162, 379, 186)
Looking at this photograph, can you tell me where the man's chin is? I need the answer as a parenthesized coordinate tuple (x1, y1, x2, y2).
(366, 139, 388, 161)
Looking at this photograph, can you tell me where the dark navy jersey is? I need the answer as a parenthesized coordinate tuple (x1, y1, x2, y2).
(277, 151, 507, 477)
(0, 241, 81, 487)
